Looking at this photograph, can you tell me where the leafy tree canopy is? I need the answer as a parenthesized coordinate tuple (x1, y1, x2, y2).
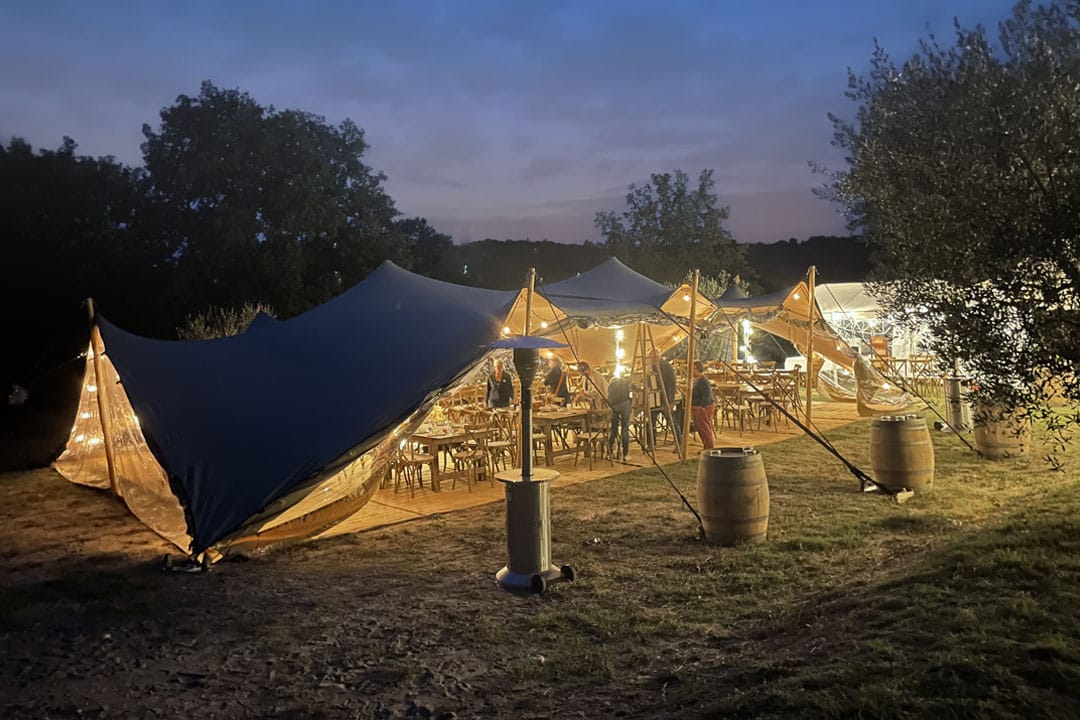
(595, 169, 745, 284)
(821, 0, 1080, 436)
(141, 81, 402, 316)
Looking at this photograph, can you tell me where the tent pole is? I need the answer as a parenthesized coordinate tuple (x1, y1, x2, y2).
(86, 298, 119, 496)
(524, 268, 535, 336)
(805, 266, 816, 425)
(516, 268, 537, 473)
(681, 270, 699, 456)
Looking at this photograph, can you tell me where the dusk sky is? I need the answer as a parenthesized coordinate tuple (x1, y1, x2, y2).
(1, 0, 1018, 244)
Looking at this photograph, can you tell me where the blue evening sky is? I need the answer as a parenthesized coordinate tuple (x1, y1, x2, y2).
(0, 1, 1018, 244)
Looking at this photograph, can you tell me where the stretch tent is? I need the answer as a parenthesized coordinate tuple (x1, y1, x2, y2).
(712, 280, 858, 368)
(55, 262, 515, 557)
(501, 257, 717, 366)
(712, 280, 918, 415)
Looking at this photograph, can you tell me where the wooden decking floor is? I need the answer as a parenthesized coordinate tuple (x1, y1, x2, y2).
(320, 401, 863, 538)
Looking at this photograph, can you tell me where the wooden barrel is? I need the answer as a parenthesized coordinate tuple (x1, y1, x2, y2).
(870, 415, 935, 493)
(696, 448, 769, 545)
(974, 407, 1031, 460)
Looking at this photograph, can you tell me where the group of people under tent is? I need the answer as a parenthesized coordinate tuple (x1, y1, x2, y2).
(482, 350, 720, 462)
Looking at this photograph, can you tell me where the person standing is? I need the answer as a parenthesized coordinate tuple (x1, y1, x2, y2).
(691, 360, 716, 450)
(486, 359, 514, 408)
(544, 356, 572, 405)
(606, 369, 632, 461)
(574, 361, 608, 409)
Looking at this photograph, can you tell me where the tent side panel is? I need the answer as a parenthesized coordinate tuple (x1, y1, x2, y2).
(53, 348, 112, 490)
(54, 347, 192, 552)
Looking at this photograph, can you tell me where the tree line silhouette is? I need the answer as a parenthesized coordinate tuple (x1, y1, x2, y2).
(0, 80, 868, 445)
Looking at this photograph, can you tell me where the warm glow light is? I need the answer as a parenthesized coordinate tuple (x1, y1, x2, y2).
(501, 326, 511, 335)
(683, 294, 691, 302)
(80, 412, 92, 419)
(545, 350, 554, 358)
(882, 382, 891, 390)
(132, 414, 140, 426)
(615, 328, 624, 341)
(540, 321, 548, 329)
(86, 384, 97, 392)
(615, 348, 625, 359)
(88, 437, 103, 446)
(793, 292, 801, 300)
(75, 434, 86, 443)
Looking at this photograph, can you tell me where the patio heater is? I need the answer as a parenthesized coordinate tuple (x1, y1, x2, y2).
(487, 336, 575, 593)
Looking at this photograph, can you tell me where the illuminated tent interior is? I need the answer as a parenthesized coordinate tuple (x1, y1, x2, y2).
(501, 257, 718, 368)
(712, 280, 858, 368)
(54, 262, 515, 559)
(712, 280, 918, 415)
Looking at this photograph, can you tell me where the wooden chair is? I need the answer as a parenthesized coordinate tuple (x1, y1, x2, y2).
(718, 386, 756, 434)
(451, 425, 493, 491)
(487, 409, 517, 471)
(574, 409, 612, 469)
(390, 442, 435, 498)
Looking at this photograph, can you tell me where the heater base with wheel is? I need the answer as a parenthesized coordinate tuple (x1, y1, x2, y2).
(494, 468, 574, 594)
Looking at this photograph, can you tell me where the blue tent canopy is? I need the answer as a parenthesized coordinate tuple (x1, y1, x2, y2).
(96, 262, 515, 553)
(539, 257, 673, 319)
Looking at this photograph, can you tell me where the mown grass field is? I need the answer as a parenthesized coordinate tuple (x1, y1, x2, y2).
(2, 411, 1079, 718)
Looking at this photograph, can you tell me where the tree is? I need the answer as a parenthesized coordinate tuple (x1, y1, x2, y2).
(392, 217, 453, 277)
(0, 137, 167, 395)
(141, 81, 403, 317)
(820, 1, 1080, 438)
(595, 169, 745, 284)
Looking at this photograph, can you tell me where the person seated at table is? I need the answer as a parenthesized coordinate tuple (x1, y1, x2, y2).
(544, 356, 572, 405)
(691, 360, 716, 450)
(486, 358, 514, 408)
(574, 361, 608, 409)
(606, 367, 632, 461)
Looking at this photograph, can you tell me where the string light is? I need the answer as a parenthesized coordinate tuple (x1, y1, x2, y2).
(540, 321, 548, 329)
(615, 328, 624, 341)
(88, 437, 103, 446)
(683, 294, 691, 302)
(80, 412, 92, 419)
(86, 384, 97, 392)
(615, 348, 625, 359)
(793, 292, 801, 300)
(75, 434, 86, 443)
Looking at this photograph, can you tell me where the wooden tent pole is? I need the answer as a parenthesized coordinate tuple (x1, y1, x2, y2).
(805, 266, 816, 425)
(86, 298, 119, 495)
(524, 267, 535, 336)
(681, 270, 699, 455)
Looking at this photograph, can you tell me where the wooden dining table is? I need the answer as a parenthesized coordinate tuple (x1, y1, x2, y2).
(532, 407, 590, 465)
(408, 426, 468, 491)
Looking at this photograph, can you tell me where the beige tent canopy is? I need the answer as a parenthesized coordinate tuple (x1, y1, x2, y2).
(711, 280, 857, 368)
(501, 258, 717, 367)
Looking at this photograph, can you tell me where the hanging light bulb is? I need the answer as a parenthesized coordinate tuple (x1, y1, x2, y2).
(683, 294, 691, 302)
(501, 326, 511, 335)
(540, 321, 548, 329)
(793, 292, 801, 300)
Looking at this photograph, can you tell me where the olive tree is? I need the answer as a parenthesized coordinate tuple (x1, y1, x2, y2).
(820, 1, 1080, 443)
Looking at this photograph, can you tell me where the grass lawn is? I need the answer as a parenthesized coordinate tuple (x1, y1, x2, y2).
(2, 411, 1079, 718)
